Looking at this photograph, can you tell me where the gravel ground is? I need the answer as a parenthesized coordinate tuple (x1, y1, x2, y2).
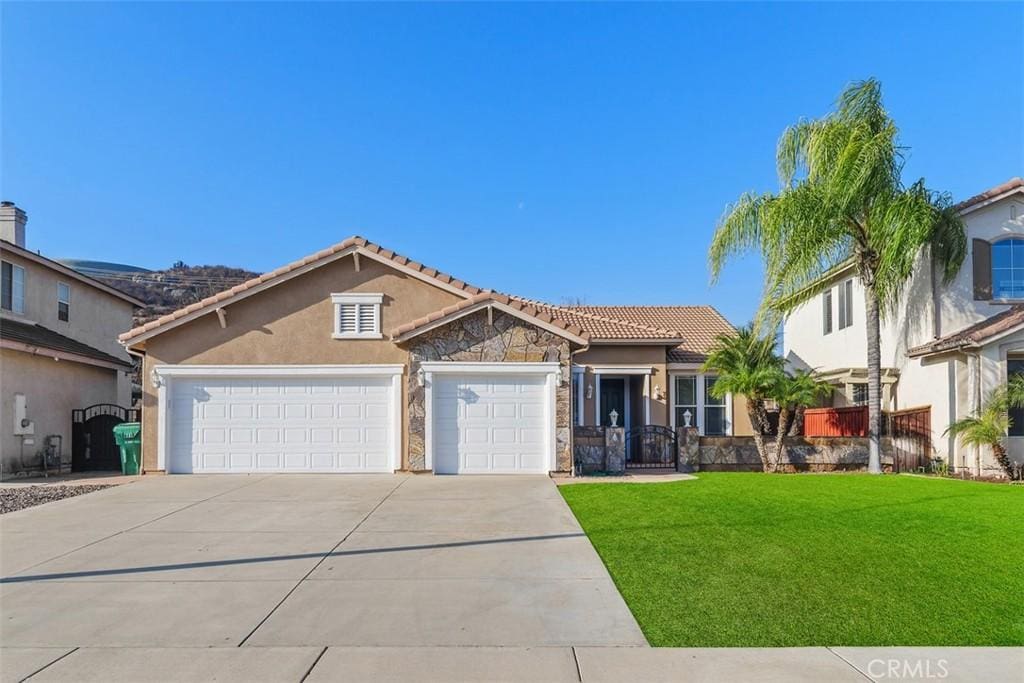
(0, 484, 115, 514)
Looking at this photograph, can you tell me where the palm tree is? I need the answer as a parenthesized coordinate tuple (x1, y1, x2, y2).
(702, 325, 782, 471)
(709, 79, 967, 474)
(945, 377, 1024, 480)
(780, 369, 829, 437)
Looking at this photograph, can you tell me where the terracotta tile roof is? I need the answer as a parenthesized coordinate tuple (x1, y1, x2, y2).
(955, 177, 1023, 212)
(390, 292, 589, 342)
(557, 305, 734, 362)
(508, 298, 685, 340)
(2, 318, 132, 367)
(908, 306, 1024, 357)
(119, 234, 734, 352)
(119, 236, 485, 343)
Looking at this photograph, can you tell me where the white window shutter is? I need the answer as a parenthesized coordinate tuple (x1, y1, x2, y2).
(338, 303, 358, 334)
(357, 303, 377, 334)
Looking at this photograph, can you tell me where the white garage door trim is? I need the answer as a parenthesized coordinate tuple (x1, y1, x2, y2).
(152, 364, 404, 472)
(421, 361, 560, 474)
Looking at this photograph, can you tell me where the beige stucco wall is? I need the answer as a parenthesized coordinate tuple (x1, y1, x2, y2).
(0, 248, 135, 361)
(0, 348, 121, 474)
(138, 255, 464, 471)
(573, 345, 669, 428)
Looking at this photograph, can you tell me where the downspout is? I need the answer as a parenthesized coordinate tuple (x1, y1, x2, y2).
(969, 351, 983, 477)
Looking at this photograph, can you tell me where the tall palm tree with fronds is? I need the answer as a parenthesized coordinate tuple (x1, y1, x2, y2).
(709, 79, 967, 474)
(945, 377, 1024, 480)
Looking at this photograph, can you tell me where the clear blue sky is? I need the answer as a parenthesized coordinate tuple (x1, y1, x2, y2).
(2, 2, 1021, 324)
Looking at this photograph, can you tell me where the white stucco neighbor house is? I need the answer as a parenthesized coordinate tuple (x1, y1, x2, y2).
(784, 177, 1024, 477)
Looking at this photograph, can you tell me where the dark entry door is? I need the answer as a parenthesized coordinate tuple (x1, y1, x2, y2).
(600, 378, 626, 427)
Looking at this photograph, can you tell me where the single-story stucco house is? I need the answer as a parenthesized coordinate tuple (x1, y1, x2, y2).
(119, 237, 747, 475)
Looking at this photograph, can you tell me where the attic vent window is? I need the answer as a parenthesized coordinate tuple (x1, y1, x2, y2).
(331, 293, 383, 339)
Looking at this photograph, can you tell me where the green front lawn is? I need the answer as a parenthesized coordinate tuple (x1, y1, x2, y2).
(560, 473, 1023, 647)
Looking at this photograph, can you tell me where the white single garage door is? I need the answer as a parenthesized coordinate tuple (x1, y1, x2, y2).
(433, 373, 551, 474)
(166, 374, 397, 473)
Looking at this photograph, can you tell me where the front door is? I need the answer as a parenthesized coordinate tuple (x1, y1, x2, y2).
(600, 378, 626, 427)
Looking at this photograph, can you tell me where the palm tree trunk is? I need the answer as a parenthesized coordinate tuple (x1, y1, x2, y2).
(864, 284, 884, 474)
(747, 402, 771, 472)
(991, 442, 1014, 479)
(788, 405, 805, 436)
(773, 407, 791, 472)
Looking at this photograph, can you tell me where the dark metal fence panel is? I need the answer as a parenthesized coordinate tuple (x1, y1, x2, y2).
(625, 425, 677, 469)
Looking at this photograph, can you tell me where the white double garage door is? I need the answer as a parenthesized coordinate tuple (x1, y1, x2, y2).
(158, 364, 556, 474)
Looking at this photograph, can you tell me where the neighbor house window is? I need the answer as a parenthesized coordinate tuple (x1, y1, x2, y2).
(331, 293, 383, 338)
(57, 282, 70, 322)
(822, 289, 833, 335)
(571, 370, 584, 426)
(1, 261, 25, 314)
(1008, 359, 1024, 436)
(850, 383, 868, 406)
(673, 374, 729, 435)
(837, 278, 854, 330)
(991, 239, 1024, 299)
(704, 376, 727, 436)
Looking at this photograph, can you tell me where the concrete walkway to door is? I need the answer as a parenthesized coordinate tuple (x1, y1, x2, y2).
(0, 474, 645, 656)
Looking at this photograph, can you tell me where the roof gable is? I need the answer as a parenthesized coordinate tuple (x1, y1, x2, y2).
(391, 293, 589, 345)
(120, 236, 485, 346)
(1, 239, 144, 307)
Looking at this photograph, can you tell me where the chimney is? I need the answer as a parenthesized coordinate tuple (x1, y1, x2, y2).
(0, 202, 27, 248)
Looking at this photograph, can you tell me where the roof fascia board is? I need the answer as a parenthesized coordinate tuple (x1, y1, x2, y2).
(0, 240, 145, 307)
(122, 244, 479, 348)
(1, 338, 130, 370)
(958, 187, 1024, 216)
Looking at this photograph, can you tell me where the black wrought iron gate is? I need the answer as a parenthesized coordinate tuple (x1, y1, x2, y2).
(625, 425, 678, 469)
(71, 404, 139, 471)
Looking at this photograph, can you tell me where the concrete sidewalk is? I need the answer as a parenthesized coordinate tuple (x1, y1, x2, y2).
(2, 645, 1020, 682)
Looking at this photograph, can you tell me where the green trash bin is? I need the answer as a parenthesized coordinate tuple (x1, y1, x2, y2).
(112, 422, 142, 475)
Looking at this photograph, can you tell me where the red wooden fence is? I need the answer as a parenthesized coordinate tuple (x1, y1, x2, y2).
(803, 406, 868, 437)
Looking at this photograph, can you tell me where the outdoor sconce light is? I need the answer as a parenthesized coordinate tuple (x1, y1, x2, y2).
(416, 368, 426, 387)
(586, 384, 593, 400)
(609, 409, 619, 427)
(683, 409, 693, 427)
(654, 385, 665, 401)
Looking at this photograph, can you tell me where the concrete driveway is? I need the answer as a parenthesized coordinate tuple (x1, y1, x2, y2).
(1, 474, 644, 679)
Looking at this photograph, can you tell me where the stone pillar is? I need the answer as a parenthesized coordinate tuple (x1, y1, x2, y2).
(604, 427, 625, 474)
(677, 426, 700, 473)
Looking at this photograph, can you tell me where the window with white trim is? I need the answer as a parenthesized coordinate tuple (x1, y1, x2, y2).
(331, 293, 383, 338)
(1, 261, 25, 314)
(822, 289, 833, 335)
(58, 282, 71, 322)
(837, 278, 854, 330)
(673, 376, 697, 429)
(703, 376, 727, 435)
(672, 373, 730, 436)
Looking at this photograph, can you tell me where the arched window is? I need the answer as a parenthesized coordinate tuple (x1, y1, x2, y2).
(991, 239, 1024, 299)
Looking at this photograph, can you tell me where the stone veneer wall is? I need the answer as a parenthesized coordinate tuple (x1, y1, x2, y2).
(406, 310, 572, 472)
(697, 436, 896, 472)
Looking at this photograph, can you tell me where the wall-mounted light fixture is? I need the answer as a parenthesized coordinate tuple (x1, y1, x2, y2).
(586, 384, 593, 400)
(416, 368, 426, 387)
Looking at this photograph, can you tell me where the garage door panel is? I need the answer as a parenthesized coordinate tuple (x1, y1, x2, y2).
(167, 374, 395, 473)
(433, 373, 551, 474)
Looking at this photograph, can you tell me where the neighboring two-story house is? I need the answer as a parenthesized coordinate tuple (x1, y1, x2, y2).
(0, 202, 143, 475)
(784, 178, 1024, 476)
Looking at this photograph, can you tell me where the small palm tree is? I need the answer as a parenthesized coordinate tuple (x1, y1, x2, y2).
(703, 325, 824, 472)
(779, 369, 830, 437)
(945, 378, 1024, 480)
(709, 79, 967, 474)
